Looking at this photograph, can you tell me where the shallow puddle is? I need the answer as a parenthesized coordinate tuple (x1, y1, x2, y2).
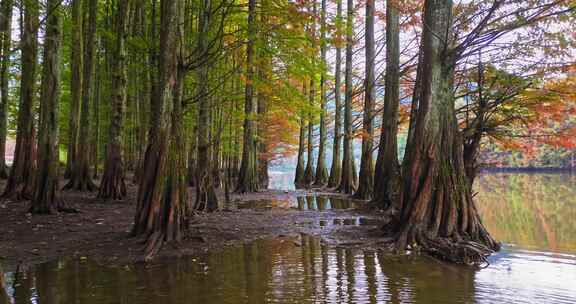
(2, 234, 576, 304)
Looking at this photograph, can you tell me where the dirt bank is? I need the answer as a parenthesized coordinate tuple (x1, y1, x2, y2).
(0, 181, 389, 272)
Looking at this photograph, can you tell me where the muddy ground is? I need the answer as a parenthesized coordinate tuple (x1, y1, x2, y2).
(0, 180, 391, 272)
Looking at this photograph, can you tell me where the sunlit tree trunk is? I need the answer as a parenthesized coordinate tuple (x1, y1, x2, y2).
(65, 0, 83, 179)
(2, 0, 38, 200)
(195, 0, 219, 211)
(65, 0, 98, 191)
(313, 0, 328, 186)
(98, 0, 131, 200)
(392, 0, 499, 264)
(236, 0, 259, 193)
(337, 0, 356, 194)
(131, 0, 185, 260)
(0, 0, 13, 179)
(354, 0, 375, 200)
(29, 0, 73, 214)
(328, 0, 343, 188)
(373, 0, 402, 209)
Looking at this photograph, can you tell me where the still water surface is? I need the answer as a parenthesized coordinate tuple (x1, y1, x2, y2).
(2, 173, 576, 303)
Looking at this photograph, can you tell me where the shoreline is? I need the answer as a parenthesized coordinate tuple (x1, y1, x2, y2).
(0, 183, 388, 273)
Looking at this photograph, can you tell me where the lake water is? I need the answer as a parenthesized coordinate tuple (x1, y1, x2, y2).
(2, 173, 576, 303)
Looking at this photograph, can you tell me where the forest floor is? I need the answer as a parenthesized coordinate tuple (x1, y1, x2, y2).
(0, 180, 390, 272)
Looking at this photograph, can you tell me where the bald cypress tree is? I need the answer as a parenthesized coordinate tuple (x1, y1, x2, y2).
(337, 0, 357, 194)
(131, 0, 186, 259)
(236, 0, 259, 193)
(354, 0, 375, 200)
(389, 0, 499, 264)
(29, 0, 73, 214)
(2, 0, 38, 200)
(98, 0, 131, 200)
(0, 0, 12, 179)
(327, 0, 343, 188)
(64, 0, 98, 191)
(373, 0, 402, 210)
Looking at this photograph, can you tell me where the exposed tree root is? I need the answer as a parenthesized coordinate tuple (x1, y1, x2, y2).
(1, 183, 33, 202)
(63, 175, 97, 192)
(384, 224, 500, 266)
(28, 198, 79, 215)
(97, 159, 127, 201)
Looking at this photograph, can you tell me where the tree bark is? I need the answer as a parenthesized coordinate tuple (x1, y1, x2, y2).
(131, 0, 185, 260)
(29, 0, 73, 214)
(313, 0, 328, 186)
(65, 0, 83, 179)
(98, 0, 131, 200)
(354, 0, 375, 200)
(236, 0, 259, 193)
(373, 0, 402, 210)
(64, 0, 97, 191)
(2, 0, 38, 200)
(391, 0, 499, 265)
(327, 0, 343, 188)
(337, 0, 356, 194)
(0, 0, 13, 179)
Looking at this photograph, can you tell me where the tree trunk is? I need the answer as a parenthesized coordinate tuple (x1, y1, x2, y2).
(236, 0, 259, 193)
(2, 0, 38, 200)
(0, 0, 13, 179)
(337, 0, 356, 194)
(195, 0, 219, 212)
(98, 0, 130, 200)
(354, 0, 375, 200)
(294, 99, 306, 188)
(131, 0, 185, 260)
(65, 0, 83, 179)
(328, 0, 343, 188)
(64, 0, 97, 191)
(462, 60, 487, 187)
(187, 123, 197, 187)
(313, 0, 328, 187)
(257, 91, 269, 189)
(391, 0, 499, 265)
(92, 47, 101, 179)
(303, 77, 315, 187)
(30, 0, 74, 214)
(373, 0, 402, 210)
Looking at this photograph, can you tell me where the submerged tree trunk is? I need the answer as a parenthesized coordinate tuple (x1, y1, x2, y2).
(373, 0, 402, 210)
(2, 0, 38, 200)
(98, 0, 130, 200)
(354, 0, 375, 200)
(327, 0, 343, 188)
(313, 0, 328, 187)
(236, 0, 259, 193)
(29, 0, 72, 214)
(64, 0, 97, 191)
(337, 0, 356, 194)
(390, 0, 499, 265)
(0, 0, 12, 179)
(131, 0, 185, 260)
(65, 0, 83, 179)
